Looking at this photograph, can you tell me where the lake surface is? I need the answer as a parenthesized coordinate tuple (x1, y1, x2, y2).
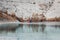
(0, 23, 60, 40)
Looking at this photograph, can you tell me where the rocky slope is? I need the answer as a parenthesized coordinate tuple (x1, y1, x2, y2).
(0, 0, 60, 22)
(45, 0, 60, 19)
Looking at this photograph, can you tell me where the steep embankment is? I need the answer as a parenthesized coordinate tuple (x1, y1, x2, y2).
(0, 0, 52, 19)
(0, 0, 60, 22)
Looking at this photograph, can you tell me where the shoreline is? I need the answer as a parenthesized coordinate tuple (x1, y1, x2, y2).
(0, 22, 60, 25)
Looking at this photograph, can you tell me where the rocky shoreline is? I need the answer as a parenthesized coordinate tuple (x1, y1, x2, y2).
(0, 10, 60, 22)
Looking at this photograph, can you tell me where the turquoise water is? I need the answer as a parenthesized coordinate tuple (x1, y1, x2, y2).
(0, 24, 60, 40)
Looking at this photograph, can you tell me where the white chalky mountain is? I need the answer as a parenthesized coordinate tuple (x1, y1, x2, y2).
(0, 0, 60, 20)
(45, 0, 60, 19)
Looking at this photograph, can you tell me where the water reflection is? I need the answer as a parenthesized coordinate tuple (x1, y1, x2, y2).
(0, 24, 19, 32)
(16, 24, 23, 33)
(40, 24, 46, 32)
(28, 24, 39, 32)
(0, 24, 60, 33)
(52, 25, 60, 28)
(0, 24, 60, 40)
(27, 24, 46, 32)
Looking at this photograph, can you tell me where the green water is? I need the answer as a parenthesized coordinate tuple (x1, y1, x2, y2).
(0, 24, 60, 40)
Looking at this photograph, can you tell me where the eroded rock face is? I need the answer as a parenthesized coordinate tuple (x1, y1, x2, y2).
(0, 10, 18, 22)
(45, 0, 60, 19)
(0, 9, 60, 22)
(46, 17, 60, 22)
(0, 0, 60, 22)
(31, 13, 46, 22)
(0, 0, 54, 20)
